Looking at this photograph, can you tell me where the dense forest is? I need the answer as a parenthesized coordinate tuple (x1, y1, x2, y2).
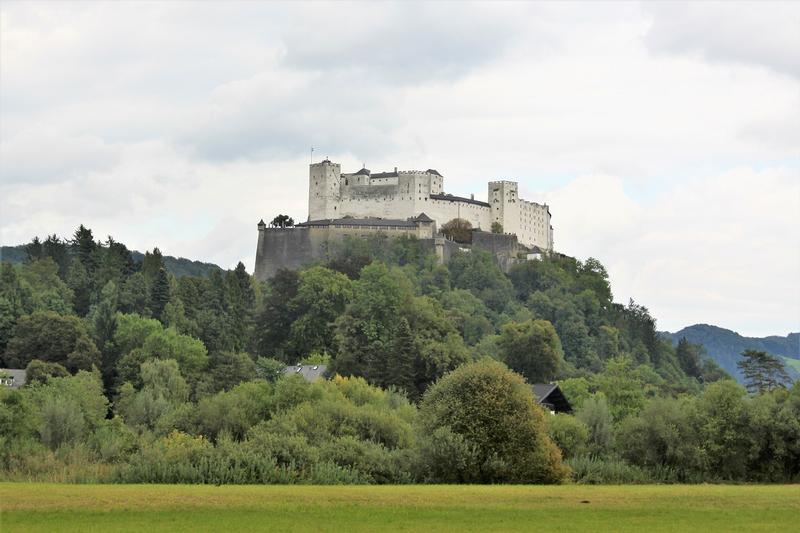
(1, 225, 797, 484)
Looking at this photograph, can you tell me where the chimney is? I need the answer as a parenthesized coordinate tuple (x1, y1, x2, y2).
(470, 194, 474, 200)
(394, 166, 398, 173)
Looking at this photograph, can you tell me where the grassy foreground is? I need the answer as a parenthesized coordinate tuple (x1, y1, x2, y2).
(1, 483, 798, 532)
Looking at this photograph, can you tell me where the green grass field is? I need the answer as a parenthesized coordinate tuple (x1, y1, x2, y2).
(1, 483, 798, 532)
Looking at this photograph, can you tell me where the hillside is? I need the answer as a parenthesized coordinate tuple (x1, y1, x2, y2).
(1, 245, 222, 278)
(664, 324, 799, 383)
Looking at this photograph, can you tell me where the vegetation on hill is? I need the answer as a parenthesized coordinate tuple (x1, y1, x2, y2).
(663, 324, 800, 383)
(1, 244, 221, 279)
(0, 225, 798, 484)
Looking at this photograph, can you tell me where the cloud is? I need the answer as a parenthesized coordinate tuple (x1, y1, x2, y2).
(0, 126, 121, 184)
(643, 2, 800, 79)
(549, 166, 800, 336)
(279, 3, 537, 83)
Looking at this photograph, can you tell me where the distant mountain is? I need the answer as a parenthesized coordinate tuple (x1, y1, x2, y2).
(663, 324, 800, 383)
(1, 245, 223, 278)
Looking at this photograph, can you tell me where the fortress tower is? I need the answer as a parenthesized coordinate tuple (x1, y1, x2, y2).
(308, 159, 341, 220)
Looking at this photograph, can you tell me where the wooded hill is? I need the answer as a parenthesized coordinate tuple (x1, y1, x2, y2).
(1, 225, 797, 484)
(1, 245, 221, 279)
(663, 325, 800, 383)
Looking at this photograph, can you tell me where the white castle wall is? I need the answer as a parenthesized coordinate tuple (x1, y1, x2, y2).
(307, 160, 552, 250)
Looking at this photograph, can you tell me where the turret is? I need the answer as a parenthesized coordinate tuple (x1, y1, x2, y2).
(308, 159, 341, 220)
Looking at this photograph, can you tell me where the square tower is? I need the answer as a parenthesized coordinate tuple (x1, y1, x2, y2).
(488, 180, 520, 236)
(308, 159, 341, 220)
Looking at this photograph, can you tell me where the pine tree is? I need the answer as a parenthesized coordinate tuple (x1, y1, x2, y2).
(67, 258, 92, 317)
(43, 235, 70, 279)
(149, 267, 171, 322)
(676, 337, 703, 378)
(141, 248, 165, 284)
(25, 237, 43, 262)
(737, 349, 791, 394)
(389, 318, 417, 398)
(71, 224, 99, 274)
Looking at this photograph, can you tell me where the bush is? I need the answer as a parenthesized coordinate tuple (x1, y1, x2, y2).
(547, 414, 589, 459)
(418, 359, 569, 483)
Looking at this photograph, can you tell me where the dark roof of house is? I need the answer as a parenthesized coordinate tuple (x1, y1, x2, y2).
(429, 193, 490, 208)
(297, 217, 419, 228)
(0, 368, 27, 389)
(426, 169, 442, 176)
(532, 383, 572, 413)
(411, 213, 434, 222)
(282, 364, 327, 382)
(354, 168, 371, 176)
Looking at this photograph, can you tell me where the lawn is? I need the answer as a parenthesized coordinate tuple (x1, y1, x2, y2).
(1, 483, 797, 532)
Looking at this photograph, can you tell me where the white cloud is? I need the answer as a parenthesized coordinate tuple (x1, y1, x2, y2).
(549, 167, 800, 336)
(643, 2, 800, 79)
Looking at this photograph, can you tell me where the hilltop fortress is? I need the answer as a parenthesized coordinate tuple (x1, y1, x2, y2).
(254, 160, 554, 281)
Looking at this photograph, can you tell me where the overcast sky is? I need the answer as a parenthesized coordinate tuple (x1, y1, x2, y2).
(1, 2, 798, 336)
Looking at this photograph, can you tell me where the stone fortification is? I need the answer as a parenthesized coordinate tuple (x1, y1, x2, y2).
(309, 159, 553, 251)
(254, 159, 555, 281)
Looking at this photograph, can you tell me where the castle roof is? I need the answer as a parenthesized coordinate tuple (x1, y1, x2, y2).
(354, 168, 371, 176)
(411, 213, 434, 222)
(426, 169, 442, 176)
(430, 193, 490, 208)
(371, 171, 399, 178)
(298, 217, 419, 228)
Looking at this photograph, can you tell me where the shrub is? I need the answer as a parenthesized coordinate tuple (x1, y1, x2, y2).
(418, 359, 569, 483)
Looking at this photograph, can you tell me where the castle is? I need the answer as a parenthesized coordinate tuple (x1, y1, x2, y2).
(254, 160, 554, 281)
(309, 159, 553, 251)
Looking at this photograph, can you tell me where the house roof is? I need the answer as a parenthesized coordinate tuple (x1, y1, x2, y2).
(411, 213, 434, 222)
(429, 193, 490, 208)
(426, 169, 442, 176)
(282, 364, 327, 382)
(354, 168, 371, 176)
(532, 383, 572, 413)
(0, 368, 27, 389)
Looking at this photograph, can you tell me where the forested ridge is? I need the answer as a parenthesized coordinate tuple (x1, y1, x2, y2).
(1, 225, 797, 484)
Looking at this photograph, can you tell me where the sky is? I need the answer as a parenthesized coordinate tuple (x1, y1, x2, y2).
(1, 1, 798, 336)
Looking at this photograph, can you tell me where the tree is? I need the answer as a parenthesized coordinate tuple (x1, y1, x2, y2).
(497, 319, 563, 383)
(418, 359, 569, 483)
(491, 221, 503, 234)
(441, 218, 473, 244)
(737, 349, 791, 394)
(66, 258, 91, 316)
(547, 413, 589, 459)
(70, 224, 99, 275)
(141, 248, 165, 284)
(2, 311, 100, 371)
(676, 337, 703, 379)
(149, 268, 171, 322)
(25, 359, 69, 385)
(116, 359, 190, 434)
(196, 351, 257, 397)
(286, 266, 353, 357)
(388, 318, 415, 397)
(576, 393, 614, 457)
(19, 257, 74, 314)
(25, 237, 43, 262)
(270, 215, 295, 228)
(253, 269, 300, 361)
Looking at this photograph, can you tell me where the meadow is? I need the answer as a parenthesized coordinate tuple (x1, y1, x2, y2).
(1, 483, 798, 532)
